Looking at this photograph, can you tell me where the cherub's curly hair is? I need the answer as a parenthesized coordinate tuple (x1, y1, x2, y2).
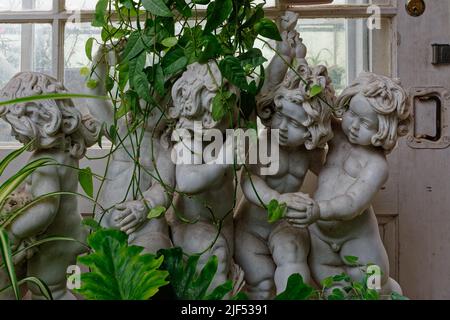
(169, 62, 238, 132)
(257, 61, 335, 150)
(0, 72, 100, 159)
(336, 72, 410, 153)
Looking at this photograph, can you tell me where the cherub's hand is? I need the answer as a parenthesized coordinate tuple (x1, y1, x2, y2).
(293, 33, 307, 59)
(112, 200, 148, 235)
(285, 199, 320, 228)
(276, 30, 296, 57)
(280, 11, 299, 32)
(277, 192, 312, 212)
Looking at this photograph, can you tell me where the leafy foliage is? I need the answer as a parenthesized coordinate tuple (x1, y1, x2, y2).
(157, 247, 233, 300)
(89, 0, 281, 129)
(76, 228, 169, 300)
(267, 199, 287, 223)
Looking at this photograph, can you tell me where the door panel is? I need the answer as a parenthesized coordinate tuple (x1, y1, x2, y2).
(395, 0, 450, 299)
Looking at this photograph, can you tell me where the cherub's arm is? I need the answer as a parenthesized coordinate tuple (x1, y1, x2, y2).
(241, 165, 279, 208)
(175, 137, 229, 195)
(85, 46, 116, 129)
(317, 157, 389, 221)
(260, 31, 294, 96)
(143, 146, 176, 208)
(8, 166, 60, 239)
(113, 144, 175, 234)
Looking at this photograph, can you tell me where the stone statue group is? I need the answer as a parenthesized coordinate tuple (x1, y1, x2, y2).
(0, 12, 410, 300)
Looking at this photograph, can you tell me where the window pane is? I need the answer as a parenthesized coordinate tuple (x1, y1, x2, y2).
(0, 0, 52, 11)
(66, 0, 98, 11)
(297, 18, 369, 93)
(64, 22, 101, 115)
(0, 23, 52, 142)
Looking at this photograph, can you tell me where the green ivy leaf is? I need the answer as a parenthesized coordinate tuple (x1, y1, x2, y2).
(254, 18, 282, 41)
(79, 66, 90, 77)
(321, 276, 334, 289)
(275, 274, 315, 300)
(142, 0, 173, 17)
(212, 93, 226, 122)
(76, 229, 169, 300)
(237, 48, 267, 68)
(121, 31, 146, 62)
(78, 167, 94, 198)
(198, 35, 221, 64)
(204, 0, 233, 34)
(161, 37, 178, 48)
(85, 37, 95, 61)
(174, 0, 192, 18)
(82, 218, 101, 231)
(163, 53, 188, 77)
(267, 199, 287, 223)
(193, 0, 210, 4)
(344, 255, 359, 265)
(219, 56, 249, 91)
(309, 84, 323, 98)
(157, 247, 232, 300)
(327, 287, 346, 300)
(86, 79, 99, 89)
(148, 206, 166, 220)
(92, 0, 108, 27)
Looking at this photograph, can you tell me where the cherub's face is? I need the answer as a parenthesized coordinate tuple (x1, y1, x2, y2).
(271, 98, 309, 147)
(342, 94, 379, 146)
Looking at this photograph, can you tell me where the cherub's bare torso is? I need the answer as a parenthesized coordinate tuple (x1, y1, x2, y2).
(312, 130, 388, 240)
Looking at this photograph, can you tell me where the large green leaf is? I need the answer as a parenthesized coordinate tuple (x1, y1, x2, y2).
(76, 228, 169, 300)
(157, 247, 233, 300)
(0, 93, 108, 107)
(267, 199, 287, 223)
(0, 140, 34, 177)
(0, 228, 20, 300)
(78, 167, 94, 198)
(0, 158, 55, 208)
(275, 274, 315, 300)
(238, 48, 267, 69)
(254, 18, 282, 41)
(219, 56, 249, 91)
(204, 0, 233, 34)
(142, 0, 173, 17)
(92, 0, 108, 27)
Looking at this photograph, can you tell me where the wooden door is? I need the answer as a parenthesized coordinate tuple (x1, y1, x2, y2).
(387, 0, 450, 299)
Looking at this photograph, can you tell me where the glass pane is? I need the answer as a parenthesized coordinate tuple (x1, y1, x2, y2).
(64, 22, 102, 115)
(65, 0, 98, 11)
(297, 18, 369, 93)
(0, 0, 52, 11)
(0, 23, 52, 142)
(254, 18, 368, 94)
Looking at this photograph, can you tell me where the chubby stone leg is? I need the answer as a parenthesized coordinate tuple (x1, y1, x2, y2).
(340, 230, 400, 296)
(129, 217, 172, 254)
(171, 220, 233, 294)
(269, 221, 312, 294)
(26, 238, 87, 300)
(309, 232, 346, 288)
(234, 222, 275, 300)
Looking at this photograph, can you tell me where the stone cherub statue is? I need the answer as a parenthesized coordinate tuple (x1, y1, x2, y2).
(87, 45, 174, 253)
(168, 61, 241, 293)
(234, 12, 335, 299)
(0, 72, 99, 299)
(299, 72, 410, 295)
